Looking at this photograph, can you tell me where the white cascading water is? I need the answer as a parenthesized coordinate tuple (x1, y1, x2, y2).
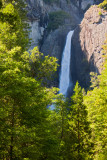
(50, 30, 74, 109)
(59, 30, 74, 96)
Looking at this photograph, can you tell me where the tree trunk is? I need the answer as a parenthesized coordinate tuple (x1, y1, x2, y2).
(10, 136, 13, 160)
(61, 105, 64, 140)
(10, 106, 15, 160)
(78, 106, 80, 160)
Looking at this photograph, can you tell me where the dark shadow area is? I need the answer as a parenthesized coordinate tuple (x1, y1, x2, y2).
(71, 26, 99, 90)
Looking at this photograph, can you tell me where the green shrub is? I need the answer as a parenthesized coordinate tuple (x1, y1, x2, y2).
(99, 11, 102, 15)
(98, 0, 107, 10)
(47, 11, 70, 31)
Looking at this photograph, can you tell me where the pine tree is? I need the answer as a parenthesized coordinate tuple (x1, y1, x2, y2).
(68, 82, 93, 160)
(0, 1, 58, 159)
(54, 95, 69, 160)
(84, 38, 107, 160)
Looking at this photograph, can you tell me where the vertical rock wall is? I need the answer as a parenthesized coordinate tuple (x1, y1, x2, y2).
(72, 5, 107, 88)
(26, 0, 81, 49)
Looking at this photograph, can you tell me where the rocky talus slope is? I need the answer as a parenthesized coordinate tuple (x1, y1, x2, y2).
(72, 5, 107, 88)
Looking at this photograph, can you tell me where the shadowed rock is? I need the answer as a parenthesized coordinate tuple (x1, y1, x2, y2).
(72, 5, 107, 88)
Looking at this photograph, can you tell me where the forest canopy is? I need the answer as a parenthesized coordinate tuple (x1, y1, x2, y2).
(0, 0, 107, 160)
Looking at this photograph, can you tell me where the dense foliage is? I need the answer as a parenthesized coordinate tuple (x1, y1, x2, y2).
(0, 0, 58, 159)
(84, 38, 107, 160)
(99, 0, 107, 10)
(47, 11, 71, 31)
(0, 0, 107, 160)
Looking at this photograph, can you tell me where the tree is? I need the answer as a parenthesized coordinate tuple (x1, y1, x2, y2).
(84, 38, 107, 160)
(68, 82, 93, 160)
(0, 1, 58, 159)
(54, 95, 70, 160)
(30, 47, 58, 86)
(0, 0, 29, 51)
(0, 46, 58, 159)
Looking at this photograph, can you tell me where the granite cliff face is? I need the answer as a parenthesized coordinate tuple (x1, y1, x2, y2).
(26, 1, 107, 88)
(72, 0, 94, 11)
(72, 5, 107, 88)
(26, 0, 81, 87)
(27, 0, 80, 49)
(27, 0, 96, 50)
(26, 0, 46, 49)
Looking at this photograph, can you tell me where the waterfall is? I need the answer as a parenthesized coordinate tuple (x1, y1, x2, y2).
(59, 30, 74, 96)
(50, 30, 74, 110)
